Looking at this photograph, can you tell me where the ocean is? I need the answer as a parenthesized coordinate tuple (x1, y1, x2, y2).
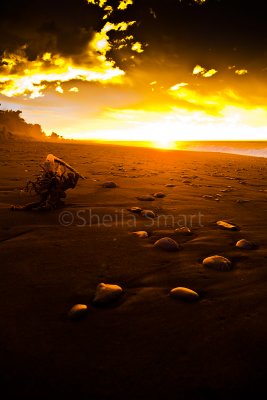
(180, 141, 267, 158)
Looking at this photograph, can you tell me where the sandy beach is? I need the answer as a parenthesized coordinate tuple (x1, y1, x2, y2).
(0, 141, 267, 399)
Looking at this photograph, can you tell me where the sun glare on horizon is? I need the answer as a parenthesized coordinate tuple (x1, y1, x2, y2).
(152, 138, 177, 149)
(58, 104, 267, 144)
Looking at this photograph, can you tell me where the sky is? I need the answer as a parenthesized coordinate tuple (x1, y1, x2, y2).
(1, 0, 267, 144)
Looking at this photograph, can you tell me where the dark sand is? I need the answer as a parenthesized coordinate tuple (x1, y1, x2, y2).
(0, 142, 267, 399)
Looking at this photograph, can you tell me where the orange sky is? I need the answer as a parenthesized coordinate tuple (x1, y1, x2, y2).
(1, 0, 267, 144)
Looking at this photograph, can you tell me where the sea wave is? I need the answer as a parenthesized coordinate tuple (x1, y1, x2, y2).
(184, 143, 267, 158)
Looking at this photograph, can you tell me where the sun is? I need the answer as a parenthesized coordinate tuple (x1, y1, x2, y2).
(153, 139, 177, 149)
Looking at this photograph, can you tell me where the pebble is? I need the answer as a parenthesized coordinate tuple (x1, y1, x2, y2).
(236, 239, 255, 249)
(102, 181, 117, 188)
(130, 231, 148, 238)
(153, 192, 166, 198)
(154, 237, 180, 251)
(93, 283, 123, 305)
(220, 188, 232, 193)
(236, 199, 250, 204)
(141, 209, 156, 218)
(203, 195, 214, 200)
(169, 287, 199, 301)
(202, 255, 232, 271)
(137, 195, 155, 201)
(128, 206, 142, 214)
(174, 227, 192, 235)
(68, 304, 88, 320)
(216, 220, 238, 230)
(165, 184, 176, 187)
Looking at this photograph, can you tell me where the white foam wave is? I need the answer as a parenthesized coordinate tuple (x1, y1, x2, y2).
(185, 144, 267, 158)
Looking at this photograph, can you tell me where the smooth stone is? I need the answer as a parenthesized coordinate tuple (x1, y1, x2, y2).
(216, 220, 238, 230)
(153, 192, 166, 198)
(131, 231, 148, 238)
(102, 181, 117, 188)
(68, 304, 88, 320)
(137, 195, 155, 201)
(203, 255, 232, 271)
(169, 287, 199, 301)
(154, 237, 180, 252)
(128, 206, 142, 214)
(141, 209, 156, 218)
(236, 199, 250, 204)
(93, 283, 123, 305)
(220, 188, 232, 192)
(236, 239, 255, 249)
(174, 227, 192, 235)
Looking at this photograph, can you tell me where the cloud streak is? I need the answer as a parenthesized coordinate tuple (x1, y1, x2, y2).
(193, 65, 218, 78)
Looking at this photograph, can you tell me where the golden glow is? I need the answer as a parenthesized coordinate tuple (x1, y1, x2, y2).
(55, 85, 64, 94)
(87, 0, 107, 7)
(103, 5, 113, 19)
(235, 69, 248, 75)
(193, 65, 205, 75)
(0, 0, 138, 99)
(202, 69, 217, 78)
(193, 65, 217, 77)
(0, 0, 264, 143)
(194, 0, 207, 4)
(0, 13, 138, 98)
(0, 48, 124, 98)
(60, 103, 267, 142)
(131, 42, 144, 53)
(118, 0, 133, 10)
(153, 139, 177, 149)
(170, 82, 188, 91)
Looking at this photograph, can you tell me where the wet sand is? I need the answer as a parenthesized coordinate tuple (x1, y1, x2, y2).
(0, 141, 267, 399)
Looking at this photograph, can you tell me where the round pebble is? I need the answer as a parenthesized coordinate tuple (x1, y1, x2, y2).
(236, 239, 255, 249)
(216, 220, 238, 231)
(154, 237, 180, 252)
(174, 227, 192, 235)
(128, 206, 142, 214)
(141, 209, 156, 218)
(203, 255, 232, 271)
(137, 195, 155, 201)
(236, 199, 250, 204)
(93, 283, 123, 305)
(102, 181, 117, 188)
(153, 192, 166, 198)
(131, 231, 148, 238)
(68, 304, 88, 320)
(169, 287, 199, 301)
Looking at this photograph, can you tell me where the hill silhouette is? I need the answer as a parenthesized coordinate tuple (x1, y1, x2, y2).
(0, 106, 61, 143)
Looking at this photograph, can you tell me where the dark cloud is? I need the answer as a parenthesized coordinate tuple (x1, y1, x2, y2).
(113, 0, 267, 71)
(0, 0, 102, 57)
(1, 0, 267, 72)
